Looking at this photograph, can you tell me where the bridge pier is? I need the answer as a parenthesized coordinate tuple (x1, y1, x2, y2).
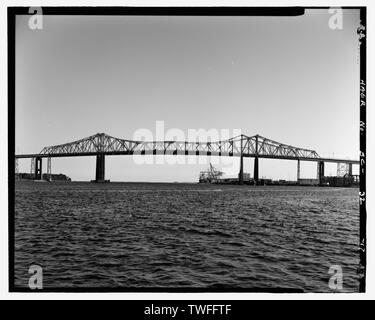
(95, 153, 106, 182)
(297, 159, 300, 184)
(317, 161, 325, 185)
(15, 158, 19, 174)
(30, 158, 35, 175)
(34, 157, 42, 180)
(238, 155, 244, 185)
(349, 163, 353, 176)
(46, 157, 52, 181)
(253, 157, 259, 184)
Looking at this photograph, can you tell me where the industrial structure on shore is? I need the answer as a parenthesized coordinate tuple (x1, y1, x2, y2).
(14, 132, 359, 186)
(15, 173, 71, 182)
(198, 163, 359, 187)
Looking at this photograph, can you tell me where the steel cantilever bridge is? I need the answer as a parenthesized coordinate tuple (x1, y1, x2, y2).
(15, 132, 359, 184)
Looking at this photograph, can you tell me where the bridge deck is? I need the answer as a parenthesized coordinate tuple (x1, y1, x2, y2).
(14, 133, 359, 165)
(14, 151, 359, 164)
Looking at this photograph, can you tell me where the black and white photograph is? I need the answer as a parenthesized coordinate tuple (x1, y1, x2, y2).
(7, 5, 367, 296)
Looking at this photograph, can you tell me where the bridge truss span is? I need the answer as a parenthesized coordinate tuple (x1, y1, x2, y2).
(15, 132, 359, 183)
(38, 133, 321, 161)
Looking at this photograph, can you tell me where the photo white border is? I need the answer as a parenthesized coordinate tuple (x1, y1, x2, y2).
(0, 0, 373, 300)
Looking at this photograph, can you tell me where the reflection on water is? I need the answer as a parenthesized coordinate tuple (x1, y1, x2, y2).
(14, 181, 359, 292)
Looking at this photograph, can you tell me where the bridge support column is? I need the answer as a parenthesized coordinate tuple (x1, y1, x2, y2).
(317, 161, 325, 186)
(349, 163, 353, 176)
(15, 158, 19, 175)
(34, 157, 42, 180)
(297, 159, 300, 185)
(238, 155, 244, 185)
(47, 157, 52, 181)
(30, 158, 35, 175)
(253, 157, 259, 185)
(95, 153, 106, 182)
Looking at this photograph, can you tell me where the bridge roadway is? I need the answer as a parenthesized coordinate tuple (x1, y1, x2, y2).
(14, 133, 359, 183)
(14, 150, 359, 164)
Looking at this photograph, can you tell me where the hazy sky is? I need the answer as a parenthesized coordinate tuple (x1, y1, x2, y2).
(16, 9, 360, 182)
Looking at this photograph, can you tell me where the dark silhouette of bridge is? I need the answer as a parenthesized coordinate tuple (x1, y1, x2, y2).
(15, 132, 359, 184)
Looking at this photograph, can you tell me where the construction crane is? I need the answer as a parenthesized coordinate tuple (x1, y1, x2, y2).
(199, 163, 224, 183)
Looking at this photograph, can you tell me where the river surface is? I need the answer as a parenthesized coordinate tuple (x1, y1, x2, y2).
(14, 181, 360, 292)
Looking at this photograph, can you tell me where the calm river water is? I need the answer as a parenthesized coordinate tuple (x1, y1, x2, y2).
(14, 181, 360, 292)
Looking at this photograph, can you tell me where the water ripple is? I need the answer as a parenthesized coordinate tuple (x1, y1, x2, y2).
(14, 181, 360, 292)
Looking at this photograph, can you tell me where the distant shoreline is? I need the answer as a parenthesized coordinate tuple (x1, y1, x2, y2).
(14, 180, 359, 188)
